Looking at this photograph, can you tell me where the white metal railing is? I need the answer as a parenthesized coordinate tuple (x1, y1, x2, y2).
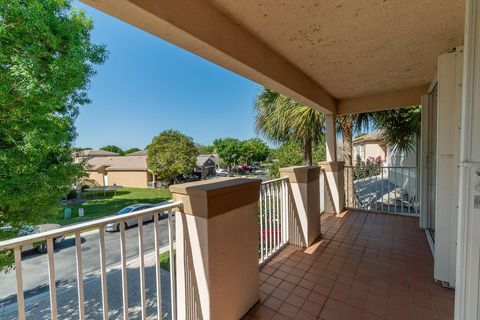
(0, 201, 182, 320)
(258, 177, 290, 265)
(345, 165, 419, 215)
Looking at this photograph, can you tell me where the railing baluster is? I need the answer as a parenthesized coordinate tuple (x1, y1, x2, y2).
(14, 247, 25, 319)
(47, 238, 57, 320)
(263, 183, 268, 257)
(75, 232, 85, 320)
(137, 217, 147, 319)
(98, 226, 109, 320)
(153, 213, 163, 320)
(401, 168, 404, 213)
(0, 202, 183, 320)
(119, 222, 129, 320)
(168, 210, 177, 320)
(273, 184, 277, 250)
(259, 185, 264, 262)
(268, 184, 273, 256)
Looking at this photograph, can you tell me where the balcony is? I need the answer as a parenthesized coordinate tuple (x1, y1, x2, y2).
(246, 211, 454, 320)
(1, 164, 455, 320)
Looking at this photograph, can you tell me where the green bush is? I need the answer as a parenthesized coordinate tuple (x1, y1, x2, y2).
(353, 155, 383, 180)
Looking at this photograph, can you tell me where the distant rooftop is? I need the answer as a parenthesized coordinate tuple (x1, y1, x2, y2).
(127, 150, 147, 156)
(352, 131, 383, 144)
(75, 149, 119, 157)
(87, 156, 147, 171)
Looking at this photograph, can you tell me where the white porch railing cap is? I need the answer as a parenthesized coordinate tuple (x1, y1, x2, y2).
(0, 201, 183, 250)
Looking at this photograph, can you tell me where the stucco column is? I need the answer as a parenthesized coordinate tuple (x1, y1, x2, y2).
(319, 161, 345, 214)
(325, 114, 337, 162)
(170, 178, 262, 320)
(455, 0, 480, 318)
(280, 166, 320, 246)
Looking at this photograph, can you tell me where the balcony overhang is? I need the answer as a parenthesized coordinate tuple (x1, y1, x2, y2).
(82, 0, 464, 115)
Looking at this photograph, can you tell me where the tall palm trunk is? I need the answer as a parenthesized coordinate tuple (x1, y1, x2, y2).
(340, 119, 354, 207)
(303, 136, 313, 166)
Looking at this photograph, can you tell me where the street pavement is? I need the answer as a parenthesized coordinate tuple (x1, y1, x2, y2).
(0, 217, 175, 319)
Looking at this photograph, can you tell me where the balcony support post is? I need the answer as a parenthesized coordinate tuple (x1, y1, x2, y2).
(319, 161, 345, 214)
(280, 166, 320, 246)
(170, 178, 262, 320)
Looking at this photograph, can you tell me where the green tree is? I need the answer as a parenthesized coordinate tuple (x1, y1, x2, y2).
(372, 106, 421, 153)
(0, 0, 107, 269)
(336, 114, 372, 206)
(254, 88, 325, 166)
(124, 147, 142, 154)
(147, 130, 197, 185)
(100, 145, 124, 155)
(195, 144, 215, 155)
(269, 140, 326, 178)
(213, 137, 242, 168)
(239, 138, 270, 165)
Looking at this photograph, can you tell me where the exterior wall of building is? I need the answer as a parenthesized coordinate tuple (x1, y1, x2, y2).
(106, 171, 149, 188)
(353, 141, 386, 162)
(86, 171, 105, 187)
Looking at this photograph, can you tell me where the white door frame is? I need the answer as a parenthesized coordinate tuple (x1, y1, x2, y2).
(455, 0, 480, 318)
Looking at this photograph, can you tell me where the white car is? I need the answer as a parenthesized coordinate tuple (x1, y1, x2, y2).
(105, 203, 155, 232)
(1, 224, 64, 253)
(216, 168, 228, 175)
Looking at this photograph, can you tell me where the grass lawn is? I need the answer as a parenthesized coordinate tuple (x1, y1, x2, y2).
(57, 187, 172, 226)
(160, 250, 175, 271)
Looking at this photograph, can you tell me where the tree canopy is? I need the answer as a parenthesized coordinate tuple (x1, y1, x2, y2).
(100, 145, 125, 155)
(195, 144, 215, 155)
(124, 147, 142, 155)
(254, 88, 325, 165)
(0, 0, 107, 269)
(239, 138, 270, 165)
(213, 137, 242, 167)
(269, 141, 326, 178)
(147, 130, 197, 184)
(372, 106, 421, 153)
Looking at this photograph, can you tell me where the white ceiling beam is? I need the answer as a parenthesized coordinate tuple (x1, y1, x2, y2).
(337, 85, 428, 115)
(81, 0, 337, 114)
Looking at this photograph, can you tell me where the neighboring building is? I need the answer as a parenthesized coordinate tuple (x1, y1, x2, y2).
(195, 155, 217, 178)
(73, 149, 119, 163)
(84, 155, 154, 188)
(352, 131, 387, 163)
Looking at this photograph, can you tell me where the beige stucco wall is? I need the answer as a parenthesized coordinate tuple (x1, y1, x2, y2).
(353, 141, 386, 162)
(86, 171, 104, 186)
(107, 171, 149, 188)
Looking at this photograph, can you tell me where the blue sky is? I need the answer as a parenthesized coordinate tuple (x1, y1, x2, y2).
(74, 2, 262, 150)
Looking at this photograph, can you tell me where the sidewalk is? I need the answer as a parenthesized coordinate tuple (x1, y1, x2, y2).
(0, 250, 174, 320)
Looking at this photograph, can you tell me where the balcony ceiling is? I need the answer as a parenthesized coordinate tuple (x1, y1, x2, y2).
(210, 0, 464, 99)
(83, 0, 465, 114)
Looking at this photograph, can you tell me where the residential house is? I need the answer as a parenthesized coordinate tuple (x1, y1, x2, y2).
(195, 154, 217, 178)
(84, 155, 154, 188)
(352, 131, 387, 163)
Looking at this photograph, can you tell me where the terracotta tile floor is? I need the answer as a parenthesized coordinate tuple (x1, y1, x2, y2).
(243, 210, 455, 320)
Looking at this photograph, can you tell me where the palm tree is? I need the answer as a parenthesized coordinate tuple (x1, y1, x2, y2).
(336, 114, 372, 206)
(372, 106, 421, 153)
(254, 88, 325, 166)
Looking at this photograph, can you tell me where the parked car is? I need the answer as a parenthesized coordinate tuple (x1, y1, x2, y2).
(105, 203, 155, 232)
(216, 168, 228, 175)
(238, 165, 254, 173)
(1, 224, 64, 253)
